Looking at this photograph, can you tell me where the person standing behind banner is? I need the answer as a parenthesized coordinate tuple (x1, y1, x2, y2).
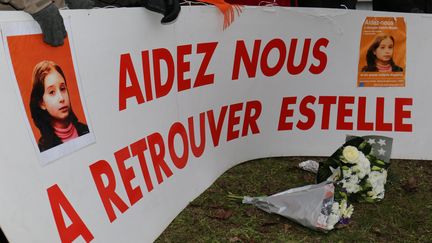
(30, 60, 90, 152)
(0, 0, 180, 47)
(373, 0, 432, 13)
(361, 34, 403, 72)
(0, 0, 94, 47)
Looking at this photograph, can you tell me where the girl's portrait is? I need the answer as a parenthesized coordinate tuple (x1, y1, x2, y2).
(6, 33, 94, 165)
(362, 34, 403, 72)
(30, 61, 89, 152)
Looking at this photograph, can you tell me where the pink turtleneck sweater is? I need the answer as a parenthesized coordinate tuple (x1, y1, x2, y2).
(53, 122, 79, 142)
(376, 63, 392, 72)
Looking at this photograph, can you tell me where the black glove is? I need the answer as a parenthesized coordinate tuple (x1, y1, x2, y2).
(66, 0, 95, 9)
(31, 3, 67, 47)
(143, 0, 180, 24)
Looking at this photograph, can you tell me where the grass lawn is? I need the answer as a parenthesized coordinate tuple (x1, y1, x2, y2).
(156, 157, 432, 243)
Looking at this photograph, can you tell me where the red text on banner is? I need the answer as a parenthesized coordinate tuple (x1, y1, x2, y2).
(90, 100, 262, 223)
(278, 96, 413, 132)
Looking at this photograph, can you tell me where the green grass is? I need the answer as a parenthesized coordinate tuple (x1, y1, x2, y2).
(156, 157, 432, 243)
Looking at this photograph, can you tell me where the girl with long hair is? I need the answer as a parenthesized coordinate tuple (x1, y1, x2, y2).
(30, 60, 89, 152)
(362, 34, 403, 72)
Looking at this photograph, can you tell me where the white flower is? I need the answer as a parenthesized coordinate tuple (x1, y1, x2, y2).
(368, 170, 387, 187)
(352, 153, 371, 179)
(342, 146, 360, 164)
(366, 187, 385, 199)
(326, 201, 341, 230)
(340, 200, 347, 213)
(326, 214, 340, 230)
(341, 203, 354, 218)
(341, 176, 361, 193)
(331, 202, 340, 215)
(325, 199, 353, 230)
(366, 170, 387, 199)
(342, 167, 353, 178)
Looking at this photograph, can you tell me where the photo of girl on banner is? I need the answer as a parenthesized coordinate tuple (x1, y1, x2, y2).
(357, 17, 406, 87)
(30, 60, 90, 152)
(361, 34, 403, 72)
(2, 21, 95, 165)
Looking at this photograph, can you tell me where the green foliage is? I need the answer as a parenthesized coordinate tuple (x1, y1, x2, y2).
(316, 162, 332, 183)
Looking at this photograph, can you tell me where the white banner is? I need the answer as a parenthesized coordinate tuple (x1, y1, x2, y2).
(0, 6, 429, 242)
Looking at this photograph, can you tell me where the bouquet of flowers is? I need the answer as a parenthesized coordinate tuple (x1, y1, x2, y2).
(317, 135, 393, 203)
(235, 182, 354, 231)
(232, 135, 392, 232)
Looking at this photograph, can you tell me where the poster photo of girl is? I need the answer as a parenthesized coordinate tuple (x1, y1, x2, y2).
(361, 34, 403, 72)
(30, 61, 89, 152)
(4, 30, 95, 165)
(357, 17, 406, 87)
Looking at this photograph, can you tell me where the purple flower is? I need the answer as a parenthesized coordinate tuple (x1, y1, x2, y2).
(339, 217, 350, 225)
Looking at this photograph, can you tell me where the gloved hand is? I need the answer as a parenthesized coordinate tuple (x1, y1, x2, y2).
(66, 0, 95, 9)
(31, 3, 67, 47)
(142, 0, 180, 24)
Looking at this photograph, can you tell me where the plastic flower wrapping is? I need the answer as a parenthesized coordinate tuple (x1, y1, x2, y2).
(235, 135, 392, 232)
(240, 182, 353, 231)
